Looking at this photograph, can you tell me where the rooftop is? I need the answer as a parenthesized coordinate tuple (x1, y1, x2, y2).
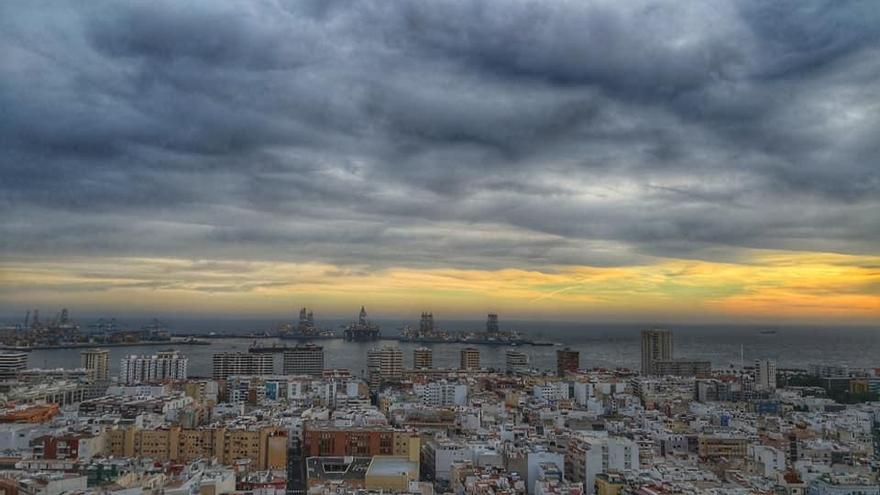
(366, 456, 418, 477)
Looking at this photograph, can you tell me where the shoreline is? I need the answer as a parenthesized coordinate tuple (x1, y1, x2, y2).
(0, 339, 211, 351)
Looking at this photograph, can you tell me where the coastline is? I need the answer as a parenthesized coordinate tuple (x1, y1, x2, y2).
(0, 338, 210, 352)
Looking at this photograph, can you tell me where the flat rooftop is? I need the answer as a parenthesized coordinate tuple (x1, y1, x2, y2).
(366, 456, 418, 477)
(306, 456, 372, 481)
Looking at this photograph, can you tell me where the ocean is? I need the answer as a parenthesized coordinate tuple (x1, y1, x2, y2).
(17, 319, 880, 377)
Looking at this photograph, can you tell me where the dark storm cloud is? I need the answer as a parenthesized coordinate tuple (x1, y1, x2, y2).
(1, 0, 878, 269)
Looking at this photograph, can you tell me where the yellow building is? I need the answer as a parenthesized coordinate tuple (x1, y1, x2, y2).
(595, 473, 625, 495)
(850, 379, 869, 394)
(698, 435, 748, 461)
(105, 425, 286, 469)
(364, 456, 419, 492)
(393, 432, 421, 463)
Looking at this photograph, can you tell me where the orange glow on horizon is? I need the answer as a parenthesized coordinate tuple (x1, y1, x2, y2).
(0, 249, 877, 323)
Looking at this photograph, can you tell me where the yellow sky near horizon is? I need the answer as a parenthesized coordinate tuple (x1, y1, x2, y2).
(1, 249, 878, 323)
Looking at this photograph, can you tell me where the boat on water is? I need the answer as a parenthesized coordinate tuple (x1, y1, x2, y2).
(249, 342, 288, 353)
(397, 335, 459, 343)
(279, 331, 338, 340)
(759, 329, 778, 335)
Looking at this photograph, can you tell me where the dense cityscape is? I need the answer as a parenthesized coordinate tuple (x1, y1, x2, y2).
(0, 311, 878, 495)
(3, 1, 878, 495)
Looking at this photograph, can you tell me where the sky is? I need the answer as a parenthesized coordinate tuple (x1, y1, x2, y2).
(1, 0, 878, 324)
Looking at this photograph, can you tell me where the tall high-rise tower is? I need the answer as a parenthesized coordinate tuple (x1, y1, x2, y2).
(413, 347, 433, 369)
(486, 314, 500, 334)
(419, 312, 435, 333)
(367, 346, 403, 389)
(556, 348, 580, 377)
(505, 350, 528, 374)
(81, 348, 110, 382)
(641, 328, 673, 375)
(755, 359, 777, 391)
(460, 347, 480, 370)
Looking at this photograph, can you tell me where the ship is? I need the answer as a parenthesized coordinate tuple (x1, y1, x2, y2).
(279, 308, 338, 340)
(249, 341, 291, 353)
(343, 306, 381, 341)
(397, 333, 459, 343)
(459, 332, 529, 346)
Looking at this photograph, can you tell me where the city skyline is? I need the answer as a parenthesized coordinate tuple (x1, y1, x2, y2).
(2, 1, 878, 324)
(2, 3, 880, 493)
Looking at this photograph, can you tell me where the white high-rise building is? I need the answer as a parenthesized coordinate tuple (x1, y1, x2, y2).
(532, 382, 570, 402)
(755, 359, 777, 391)
(212, 352, 274, 380)
(120, 351, 188, 385)
(0, 352, 27, 380)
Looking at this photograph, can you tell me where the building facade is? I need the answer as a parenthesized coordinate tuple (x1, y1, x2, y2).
(460, 347, 480, 371)
(652, 359, 711, 377)
(80, 349, 110, 382)
(640, 329, 673, 375)
(212, 353, 274, 380)
(422, 380, 467, 407)
(506, 350, 529, 374)
(0, 352, 28, 380)
(302, 423, 420, 461)
(105, 425, 287, 470)
(282, 344, 324, 376)
(413, 347, 433, 369)
(755, 359, 777, 390)
(367, 346, 403, 389)
(568, 435, 639, 495)
(120, 351, 188, 385)
(556, 348, 579, 376)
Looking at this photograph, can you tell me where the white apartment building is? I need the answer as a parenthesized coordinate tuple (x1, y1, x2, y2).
(568, 433, 639, 495)
(422, 380, 467, 407)
(119, 351, 188, 385)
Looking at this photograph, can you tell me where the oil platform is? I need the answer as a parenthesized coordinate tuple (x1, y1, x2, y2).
(343, 306, 381, 341)
(279, 308, 336, 340)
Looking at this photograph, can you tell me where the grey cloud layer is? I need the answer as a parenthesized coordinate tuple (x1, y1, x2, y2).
(1, 0, 878, 269)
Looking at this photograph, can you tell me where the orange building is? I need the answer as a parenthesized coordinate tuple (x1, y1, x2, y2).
(0, 404, 60, 423)
(302, 423, 419, 461)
